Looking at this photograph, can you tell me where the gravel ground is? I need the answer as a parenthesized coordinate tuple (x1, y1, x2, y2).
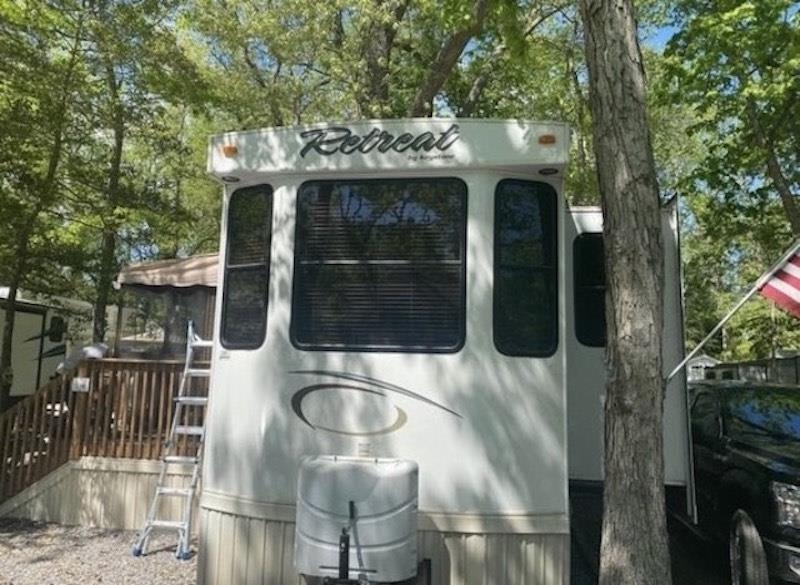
(0, 519, 196, 585)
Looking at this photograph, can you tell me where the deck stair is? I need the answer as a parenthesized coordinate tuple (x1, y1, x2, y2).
(132, 321, 212, 560)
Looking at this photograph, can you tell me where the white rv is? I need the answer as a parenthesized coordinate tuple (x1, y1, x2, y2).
(201, 119, 691, 585)
(0, 289, 78, 398)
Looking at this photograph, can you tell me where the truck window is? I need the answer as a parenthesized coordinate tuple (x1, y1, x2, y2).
(221, 185, 273, 349)
(291, 178, 467, 352)
(691, 391, 721, 442)
(493, 179, 558, 357)
(573, 233, 606, 347)
(725, 387, 800, 442)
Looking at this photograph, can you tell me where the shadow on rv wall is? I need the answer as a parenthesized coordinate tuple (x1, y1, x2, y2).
(203, 129, 567, 584)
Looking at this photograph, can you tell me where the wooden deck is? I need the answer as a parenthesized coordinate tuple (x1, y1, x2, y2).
(0, 359, 205, 503)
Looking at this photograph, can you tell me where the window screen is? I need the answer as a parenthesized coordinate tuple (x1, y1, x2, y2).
(574, 233, 606, 347)
(291, 178, 467, 352)
(494, 180, 558, 357)
(221, 185, 273, 349)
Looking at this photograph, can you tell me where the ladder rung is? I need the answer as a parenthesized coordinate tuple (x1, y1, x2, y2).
(185, 368, 211, 378)
(156, 486, 193, 497)
(149, 520, 187, 531)
(190, 339, 213, 349)
(163, 455, 199, 464)
(174, 425, 204, 436)
(175, 396, 208, 406)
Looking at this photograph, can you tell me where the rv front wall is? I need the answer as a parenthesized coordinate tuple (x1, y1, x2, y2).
(200, 165, 571, 584)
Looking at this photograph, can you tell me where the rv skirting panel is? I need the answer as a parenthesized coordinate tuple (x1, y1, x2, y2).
(0, 457, 196, 530)
(197, 506, 570, 585)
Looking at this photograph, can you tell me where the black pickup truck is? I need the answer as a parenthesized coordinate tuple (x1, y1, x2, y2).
(690, 381, 800, 584)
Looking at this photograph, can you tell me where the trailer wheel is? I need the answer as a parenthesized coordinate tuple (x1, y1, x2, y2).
(729, 509, 769, 585)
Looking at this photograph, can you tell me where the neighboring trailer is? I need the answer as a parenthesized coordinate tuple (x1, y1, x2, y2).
(201, 119, 691, 585)
(0, 290, 74, 398)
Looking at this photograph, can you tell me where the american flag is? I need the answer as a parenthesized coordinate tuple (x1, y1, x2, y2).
(759, 244, 800, 318)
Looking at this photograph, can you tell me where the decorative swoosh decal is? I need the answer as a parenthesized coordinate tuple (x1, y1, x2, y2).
(289, 371, 461, 437)
(290, 370, 462, 418)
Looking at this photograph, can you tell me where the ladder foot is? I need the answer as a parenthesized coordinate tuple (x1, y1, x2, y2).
(176, 550, 193, 561)
(132, 545, 144, 557)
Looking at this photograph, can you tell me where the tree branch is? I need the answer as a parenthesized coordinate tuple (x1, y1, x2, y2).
(458, 2, 571, 117)
(746, 99, 800, 235)
(408, 0, 490, 117)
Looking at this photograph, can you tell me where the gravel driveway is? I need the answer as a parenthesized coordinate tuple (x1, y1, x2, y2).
(0, 519, 196, 585)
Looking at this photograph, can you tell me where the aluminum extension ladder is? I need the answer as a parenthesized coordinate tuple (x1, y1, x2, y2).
(132, 320, 212, 559)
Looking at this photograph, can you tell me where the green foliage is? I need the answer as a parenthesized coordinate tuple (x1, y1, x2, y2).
(661, 0, 800, 360)
(1, 0, 797, 363)
(0, 0, 218, 338)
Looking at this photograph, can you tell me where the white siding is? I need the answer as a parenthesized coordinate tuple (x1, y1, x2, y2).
(197, 507, 568, 585)
(0, 457, 196, 531)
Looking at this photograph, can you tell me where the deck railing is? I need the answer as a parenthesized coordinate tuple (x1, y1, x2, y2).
(0, 358, 205, 503)
(0, 374, 75, 502)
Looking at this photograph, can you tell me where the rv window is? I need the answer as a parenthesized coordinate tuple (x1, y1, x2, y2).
(573, 233, 606, 347)
(494, 180, 558, 357)
(221, 185, 273, 349)
(48, 316, 66, 342)
(291, 178, 467, 352)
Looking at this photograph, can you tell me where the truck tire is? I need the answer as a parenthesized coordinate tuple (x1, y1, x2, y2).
(730, 509, 769, 585)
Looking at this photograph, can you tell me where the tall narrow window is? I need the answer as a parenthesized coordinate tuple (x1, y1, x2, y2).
(494, 180, 558, 357)
(291, 178, 467, 352)
(221, 185, 273, 349)
(573, 233, 606, 347)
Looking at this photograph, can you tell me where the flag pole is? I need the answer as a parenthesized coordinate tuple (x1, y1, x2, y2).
(666, 238, 800, 384)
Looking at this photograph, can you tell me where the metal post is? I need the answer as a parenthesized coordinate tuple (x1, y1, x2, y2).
(338, 528, 350, 580)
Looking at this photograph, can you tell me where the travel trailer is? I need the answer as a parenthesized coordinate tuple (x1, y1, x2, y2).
(201, 119, 692, 584)
(0, 289, 86, 399)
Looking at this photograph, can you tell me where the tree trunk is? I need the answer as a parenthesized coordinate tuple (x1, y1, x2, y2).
(93, 229, 117, 343)
(457, 4, 565, 117)
(0, 16, 82, 411)
(0, 241, 29, 412)
(93, 61, 125, 343)
(746, 101, 800, 235)
(408, 0, 489, 117)
(357, 0, 409, 117)
(579, 1, 672, 584)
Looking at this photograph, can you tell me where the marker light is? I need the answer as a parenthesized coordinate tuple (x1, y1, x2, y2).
(221, 144, 239, 157)
(538, 134, 557, 145)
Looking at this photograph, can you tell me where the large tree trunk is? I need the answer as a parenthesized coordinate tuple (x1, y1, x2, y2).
(579, 1, 672, 584)
(93, 61, 125, 343)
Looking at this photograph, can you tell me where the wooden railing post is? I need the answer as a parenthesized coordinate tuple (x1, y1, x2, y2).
(69, 363, 90, 460)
